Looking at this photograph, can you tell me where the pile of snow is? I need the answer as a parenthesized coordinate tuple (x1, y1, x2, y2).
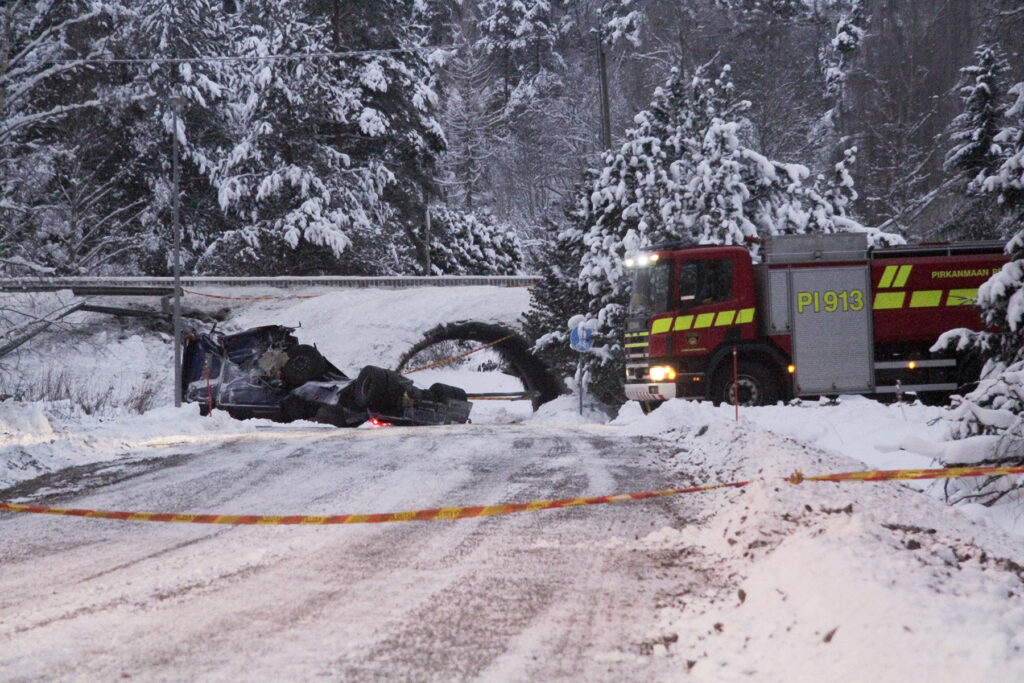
(612, 403, 1024, 679)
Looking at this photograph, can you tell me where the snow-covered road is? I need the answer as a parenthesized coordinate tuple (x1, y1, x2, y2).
(4, 410, 1024, 681)
(0, 422, 706, 680)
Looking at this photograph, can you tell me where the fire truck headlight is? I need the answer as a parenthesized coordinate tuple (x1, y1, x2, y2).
(649, 365, 677, 382)
(624, 258, 635, 267)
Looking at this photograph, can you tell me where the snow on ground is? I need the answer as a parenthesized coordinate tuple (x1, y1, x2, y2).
(613, 405, 1024, 679)
(3, 284, 1024, 678)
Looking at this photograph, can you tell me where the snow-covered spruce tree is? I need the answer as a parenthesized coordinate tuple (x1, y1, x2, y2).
(942, 44, 1011, 240)
(945, 45, 1010, 187)
(200, 0, 446, 276)
(108, 0, 232, 275)
(574, 63, 882, 405)
(475, 0, 558, 105)
(820, 0, 867, 104)
(935, 79, 1024, 503)
(439, 45, 501, 212)
(521, 215, 588, 390)
(426, 205, 523, 275)
(0, 2, 138, 275)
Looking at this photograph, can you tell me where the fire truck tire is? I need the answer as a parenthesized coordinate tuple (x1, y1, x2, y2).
(353, 366, 404, 412)
(712, 361, 779, 407)
(282, 345, 326, 387)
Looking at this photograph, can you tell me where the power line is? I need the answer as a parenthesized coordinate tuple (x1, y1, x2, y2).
(18, 45, 457, 67)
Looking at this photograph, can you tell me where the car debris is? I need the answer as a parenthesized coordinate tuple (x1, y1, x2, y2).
(181, 325, 472, 427)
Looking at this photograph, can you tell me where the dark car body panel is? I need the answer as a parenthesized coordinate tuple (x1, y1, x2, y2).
(182, 325, 471, 427)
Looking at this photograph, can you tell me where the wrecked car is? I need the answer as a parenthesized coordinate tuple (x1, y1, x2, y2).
(181, 325, 472, 427)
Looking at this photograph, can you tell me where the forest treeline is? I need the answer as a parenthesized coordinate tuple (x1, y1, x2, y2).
(2, 1, 1021, 280)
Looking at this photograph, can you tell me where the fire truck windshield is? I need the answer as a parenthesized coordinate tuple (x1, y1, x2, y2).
(628, 261, 671, 317)
(679, 258, 732, 308)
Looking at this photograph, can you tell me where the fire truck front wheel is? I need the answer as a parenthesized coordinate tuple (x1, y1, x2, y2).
(712, 361, 780, 407)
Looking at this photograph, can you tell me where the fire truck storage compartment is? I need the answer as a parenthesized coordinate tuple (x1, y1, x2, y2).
(760, 234, 874, 395)
(789, 266, 874, 394)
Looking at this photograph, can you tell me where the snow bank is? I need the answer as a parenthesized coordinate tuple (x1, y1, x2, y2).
(620, 416, 1024, 680)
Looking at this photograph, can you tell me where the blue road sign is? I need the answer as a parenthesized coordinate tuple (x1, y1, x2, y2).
(570, 326, 594, 352)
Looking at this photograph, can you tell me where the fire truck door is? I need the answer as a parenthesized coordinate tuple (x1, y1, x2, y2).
(790, 265, 874, 395)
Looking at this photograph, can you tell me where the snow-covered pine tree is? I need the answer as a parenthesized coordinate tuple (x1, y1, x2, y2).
(426, 204, 523, 275)
(109, 0, 232, 275)
(438, 44, 501, 212)
(476, 0, 558, 105)
(939, 44, 1011, 240)
(935, 79, 1024, 502)
(945, 44, 1010, 186)
(201, 0, 446, 275)
(821, 0, 867, 102)
(521, 215, 588, 391)
(0, 2, 133, 275)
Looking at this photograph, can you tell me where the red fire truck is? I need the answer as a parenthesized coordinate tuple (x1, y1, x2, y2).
(623, 233, 1007, 408)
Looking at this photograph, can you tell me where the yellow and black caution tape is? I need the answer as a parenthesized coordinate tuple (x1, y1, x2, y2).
(3, 464, 1023, 526)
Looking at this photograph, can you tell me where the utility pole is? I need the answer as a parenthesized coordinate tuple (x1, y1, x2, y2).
(597, 33, 612, 150)
(170, 94, 187, 407)
(424, 199, 431, 275)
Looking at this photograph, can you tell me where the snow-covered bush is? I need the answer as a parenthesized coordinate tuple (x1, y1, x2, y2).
(426, 205, 523, 276)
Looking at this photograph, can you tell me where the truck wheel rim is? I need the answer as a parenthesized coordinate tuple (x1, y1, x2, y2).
(729, 377, 760, 405)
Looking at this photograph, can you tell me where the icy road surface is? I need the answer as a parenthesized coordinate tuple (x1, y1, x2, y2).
(4, 405, 1024, 681)
(1, 421, 705, 680)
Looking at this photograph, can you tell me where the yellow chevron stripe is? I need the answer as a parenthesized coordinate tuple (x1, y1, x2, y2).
(736, 308, 755, 324)
(878, 265, 898, 288)
(650, 318, 672, 334)
(694, 313, 716, 328)
(893, 265, 913, 288)
(715, 310, 736, 326)
(673, 315, 694, 331)
(873, 292, 905, 309)
(909, 290, 942, 308)
(947, 288, 977, 306)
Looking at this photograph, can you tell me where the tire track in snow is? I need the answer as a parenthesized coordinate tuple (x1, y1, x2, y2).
(0, 424, 698, 680)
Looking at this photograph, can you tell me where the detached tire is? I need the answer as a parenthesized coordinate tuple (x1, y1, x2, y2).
(713, 361, 779, 407)
(282, 345, 326, 387)
(429, 383, 468, 403)
(354, 366, 404, 412)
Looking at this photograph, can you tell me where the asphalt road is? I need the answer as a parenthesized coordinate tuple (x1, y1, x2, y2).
(0, 423, 711, 680)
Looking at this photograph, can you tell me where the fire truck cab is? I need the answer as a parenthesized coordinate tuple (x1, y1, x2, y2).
(623, 233, 1006, 408)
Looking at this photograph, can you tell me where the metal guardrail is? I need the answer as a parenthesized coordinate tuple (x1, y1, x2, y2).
(0, 275, 541, 293)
